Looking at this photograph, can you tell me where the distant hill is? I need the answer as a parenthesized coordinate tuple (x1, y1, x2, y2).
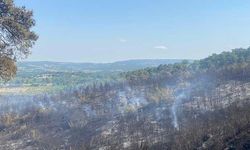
(0, 59, 186, 94)
(17, 59, 185, 73)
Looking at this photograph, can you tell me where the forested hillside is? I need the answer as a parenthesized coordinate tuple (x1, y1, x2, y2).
(0, 48, 250, 149)
(124, 48, 250, 86)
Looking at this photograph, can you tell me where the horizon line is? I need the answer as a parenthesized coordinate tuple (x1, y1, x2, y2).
(19, 58, 195, 64)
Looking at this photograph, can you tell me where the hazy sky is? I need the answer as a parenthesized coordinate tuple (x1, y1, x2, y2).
(16, 0, 250, 63)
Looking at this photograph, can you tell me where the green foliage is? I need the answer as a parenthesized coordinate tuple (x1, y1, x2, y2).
(0, 56, 16, 81)
(124, 48, 250, 85)
(0, 0, 38, 81)
(197, 48, 250, 70)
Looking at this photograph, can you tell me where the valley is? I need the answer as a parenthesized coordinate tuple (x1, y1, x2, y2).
(0, 59, 182, 95)
(0, 48, 250, 149)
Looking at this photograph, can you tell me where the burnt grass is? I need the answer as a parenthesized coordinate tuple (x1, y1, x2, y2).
(0, 80, 250, 150)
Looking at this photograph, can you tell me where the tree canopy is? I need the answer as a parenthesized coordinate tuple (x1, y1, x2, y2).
(123, 48, 250, 86)
(0, 0, 38, 81)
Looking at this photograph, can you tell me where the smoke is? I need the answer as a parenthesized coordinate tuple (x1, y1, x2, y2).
(171, 92, 186, 130)
(170, 76, 213, 130)
(0, 95, 62, 116)
(117, 87, 148, 114)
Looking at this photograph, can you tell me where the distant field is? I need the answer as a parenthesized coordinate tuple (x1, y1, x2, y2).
(0, 86, 61, 95)
(0, 59, 185, 95)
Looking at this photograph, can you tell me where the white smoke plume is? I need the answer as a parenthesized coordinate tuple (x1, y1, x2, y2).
(171, 92, 184, 130)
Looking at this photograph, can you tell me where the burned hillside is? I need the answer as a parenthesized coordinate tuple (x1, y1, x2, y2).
(0, 48, 250, 149)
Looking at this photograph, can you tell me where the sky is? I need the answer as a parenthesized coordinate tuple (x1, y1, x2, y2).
(16, 0, 250, 63)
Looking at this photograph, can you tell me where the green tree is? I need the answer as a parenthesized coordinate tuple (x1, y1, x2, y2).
(0, 0, 38, 81)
